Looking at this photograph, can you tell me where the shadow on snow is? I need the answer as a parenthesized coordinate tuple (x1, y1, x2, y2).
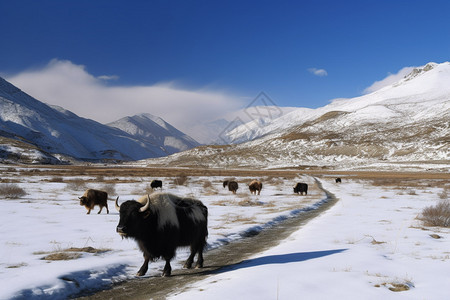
(214, 249, 347, 274)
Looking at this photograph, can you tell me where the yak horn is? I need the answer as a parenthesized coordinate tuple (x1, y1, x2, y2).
(115, 196, 120, 212)
(139, 194, 151, 212)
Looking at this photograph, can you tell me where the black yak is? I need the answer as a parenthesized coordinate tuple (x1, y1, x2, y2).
(223, 180, 239, 194)
(115, 192, 208, 277)
(293, 183, 308, 195)
(151, 179, 163, 190)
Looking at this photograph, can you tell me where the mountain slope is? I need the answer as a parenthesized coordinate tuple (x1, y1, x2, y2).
(225, 62, 450, 144)
(144, 62, 449, 171)
(107, 113, 200, 155)
(0, 77, 195, 163)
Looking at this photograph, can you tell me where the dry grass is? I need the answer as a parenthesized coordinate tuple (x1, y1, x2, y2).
(36, 247, 110, 261)
(438, 190, 448, 200)
(418, 199, 450, 227)
(99, 184, 117, 197)
(0, 183, 27, 199)
(376, 282, 412, 292)
(172, 175, 188, 186)
(66, 179, 87, 191)
(237, 197, 265, 207)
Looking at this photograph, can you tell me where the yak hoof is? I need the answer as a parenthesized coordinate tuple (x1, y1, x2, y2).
(162, 271, 171, 277)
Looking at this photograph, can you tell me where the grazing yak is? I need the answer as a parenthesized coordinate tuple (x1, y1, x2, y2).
(293, 183, 308, 195)
(115, 192, 208, 277)
(79, 189, 109, 214)
(223, 180, 239, 194)
(335, 178, 342, 183)
(151, 179, 163, 190)
(248, 180, 263, 195)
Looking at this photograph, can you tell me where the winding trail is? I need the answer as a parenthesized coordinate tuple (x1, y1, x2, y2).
(76, 179, 338, 300)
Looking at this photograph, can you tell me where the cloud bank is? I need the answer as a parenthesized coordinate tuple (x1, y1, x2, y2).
(4, 59, 243, 140)
(363, 66, 415, 94)
(308, 68, 328, 77)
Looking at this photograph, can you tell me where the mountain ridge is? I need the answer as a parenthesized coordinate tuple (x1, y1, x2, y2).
(0, 77, 198, 163)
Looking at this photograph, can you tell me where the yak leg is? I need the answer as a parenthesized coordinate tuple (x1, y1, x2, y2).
(162, 258, 172, 277)
(105, 203, 109, 214)
(98, 206, 103, 214)
(184, 245, 198, 269)
(195, 244, 205, 268)
(86, 208, 91, 214)
(137, 255, 150, 276)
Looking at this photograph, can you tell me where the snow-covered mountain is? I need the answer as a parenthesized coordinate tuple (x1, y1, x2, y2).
(0, 77, 198, 163)
(198, 106, 297, 144)
(225, 62, 450, 144)
(144, 62, 450, 170)
(107, 113, 200, 155)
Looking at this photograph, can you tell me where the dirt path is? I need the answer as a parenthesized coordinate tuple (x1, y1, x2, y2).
(75, 179, 338, 300)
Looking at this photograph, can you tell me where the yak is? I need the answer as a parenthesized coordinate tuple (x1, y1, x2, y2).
(293, 182, 308, 195)
(151, 179, 163, 190)
(227, 181, 239, 194)
(115, 192, 208, 277)
(79, 189, 109, 214)
(223, 180, 239, 194)
(335, 178, 342, 183)
(248, 180, 263, 195)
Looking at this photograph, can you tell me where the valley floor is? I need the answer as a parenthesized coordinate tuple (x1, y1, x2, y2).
(0, 165, 449, 299)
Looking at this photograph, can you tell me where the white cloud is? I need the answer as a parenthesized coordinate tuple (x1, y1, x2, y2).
(98, 75, 119, 81)
(308, 68, 328, 77)
(363, 66, 415, 94)
(5, 59, 243, 139)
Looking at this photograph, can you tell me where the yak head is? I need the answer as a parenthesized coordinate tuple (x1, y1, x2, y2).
(115, 195, 150, 238)
(79, 196, 88, 206)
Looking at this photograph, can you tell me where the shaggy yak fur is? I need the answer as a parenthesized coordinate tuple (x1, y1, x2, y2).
(115, 192, 208, 277)
(248, 180, 263, 195)
(293, 182, 308, 195)
(223, 180, 239, 194)
(79, 189, 109, 214)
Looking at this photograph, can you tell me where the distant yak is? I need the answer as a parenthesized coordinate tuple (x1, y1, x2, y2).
(79, 189, 109, 214)
(151, 179, 163, 190)
(248, 180, 263, 195)
(223, 180, 239, 194)
(335, 178, 342, 183)
(293, 183, 308, 195)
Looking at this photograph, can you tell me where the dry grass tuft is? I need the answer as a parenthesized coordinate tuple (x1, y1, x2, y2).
(48, 176, 64, 183)
(100, 184, 116, 197)
(173, 175, 188, 186)
(418, 199, 450, 227)
(237, 198, 265, 207)
(0, 183, 27, 199)
(66, 179, 87, 191)
(438, 189, 448, 200)
(37, 246, 110, 261)
(375, 281, 413, 292)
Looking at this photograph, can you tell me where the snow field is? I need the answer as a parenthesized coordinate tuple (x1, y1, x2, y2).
(0, 169, 320, 299)
(170, 177, 450, 300)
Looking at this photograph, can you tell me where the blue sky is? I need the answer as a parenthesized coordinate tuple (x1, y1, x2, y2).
(1, 0, 449, 128)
